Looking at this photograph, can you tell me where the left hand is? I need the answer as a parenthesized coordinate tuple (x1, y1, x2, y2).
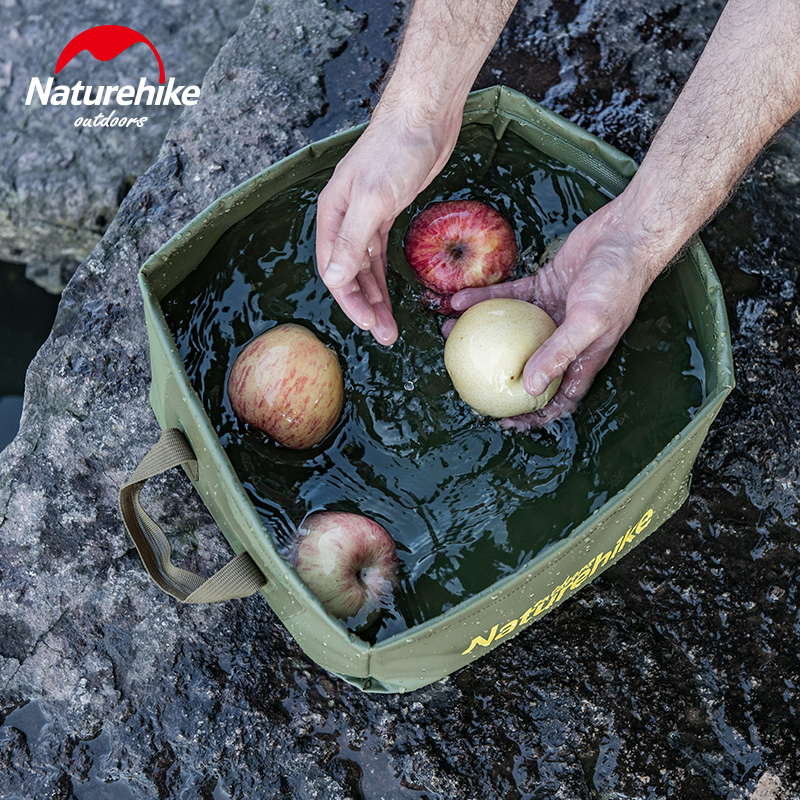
(316, 105, 462, 346)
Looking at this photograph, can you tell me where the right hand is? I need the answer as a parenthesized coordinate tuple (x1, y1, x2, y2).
(448, 195, 666, 426)
(315, 107, 461, 345)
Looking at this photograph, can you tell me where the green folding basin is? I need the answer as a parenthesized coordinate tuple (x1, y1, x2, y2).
(121, 85, 734, 693)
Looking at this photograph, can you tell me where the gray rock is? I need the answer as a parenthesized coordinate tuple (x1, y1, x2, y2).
(0, 0, 254, 292)
(2, 0, 800, 798)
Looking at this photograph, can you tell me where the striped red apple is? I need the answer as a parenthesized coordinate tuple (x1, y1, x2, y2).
(404, 200, 518, 313)
(292, 511, 399, 621)
(227, 324, 343, 449)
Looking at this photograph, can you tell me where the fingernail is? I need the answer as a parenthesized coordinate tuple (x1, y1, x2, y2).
(449, 291, 468, 311)
(530, 371, 549, 396)
(324, 261, 348, 286)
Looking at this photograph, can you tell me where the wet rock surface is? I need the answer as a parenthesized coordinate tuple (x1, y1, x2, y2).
(0, 0, 254, 292)
(1, 1, 799, 798)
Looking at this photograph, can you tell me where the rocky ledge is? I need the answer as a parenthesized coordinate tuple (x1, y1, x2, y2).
(1, 1, 798, 798)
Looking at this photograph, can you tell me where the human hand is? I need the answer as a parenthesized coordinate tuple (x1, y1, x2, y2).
(316, 107, 461, 345)
(448, 196, 666, 427)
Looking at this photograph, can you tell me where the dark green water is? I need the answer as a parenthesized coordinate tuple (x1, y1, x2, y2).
(163, 127, 706, 640)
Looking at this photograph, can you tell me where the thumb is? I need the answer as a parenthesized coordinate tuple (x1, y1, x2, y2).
(522, 309, 606, 396)
(319, 198, 383, 290)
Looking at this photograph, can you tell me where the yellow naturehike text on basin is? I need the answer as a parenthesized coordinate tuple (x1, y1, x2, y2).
(462, 508, 654, 655)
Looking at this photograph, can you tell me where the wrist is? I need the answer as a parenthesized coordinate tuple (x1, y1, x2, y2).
(611, 177, 703, 281)
(369, 89, 464, 166)
(373, 77, 466, 137)
(372, 0, 517, 133)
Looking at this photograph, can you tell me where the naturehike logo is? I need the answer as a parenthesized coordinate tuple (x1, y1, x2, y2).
(461, 508, 655, 656)
(25, 24, 201, 128)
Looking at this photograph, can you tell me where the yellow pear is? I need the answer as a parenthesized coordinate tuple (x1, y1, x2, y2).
(444, 299, 561, 418)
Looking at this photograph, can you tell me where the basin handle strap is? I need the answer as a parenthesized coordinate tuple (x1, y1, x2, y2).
(119, 428, 267, 603)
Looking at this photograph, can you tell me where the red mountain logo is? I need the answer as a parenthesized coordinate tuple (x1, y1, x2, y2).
(55, 25, 166, 84)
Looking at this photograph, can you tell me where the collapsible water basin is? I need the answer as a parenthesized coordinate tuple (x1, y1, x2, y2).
(126, 86, 734, 693)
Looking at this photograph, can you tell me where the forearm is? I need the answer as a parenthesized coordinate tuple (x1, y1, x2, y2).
(619, 0, 800, 277)
(376, 0, 518, 127)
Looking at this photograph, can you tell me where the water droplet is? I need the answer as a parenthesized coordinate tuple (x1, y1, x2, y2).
(404, 381, 414, 391)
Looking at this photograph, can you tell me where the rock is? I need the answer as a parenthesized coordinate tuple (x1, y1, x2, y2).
(476, 0, 727, 157)
(0, 0, 254, 292)
(0, 0, 364, 789)
(2, 1, 800, 798)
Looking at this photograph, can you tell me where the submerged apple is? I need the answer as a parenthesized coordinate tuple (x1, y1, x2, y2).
(292, 511, 399, 621)
(227, 323, 344, 450)
(444, 298, 561, 417)
(404, 200, 518, 311)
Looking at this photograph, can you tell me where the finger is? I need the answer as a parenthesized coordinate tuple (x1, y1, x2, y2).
(329, 278, 377, 331)
(370, 228, 393, 315)
(556, 343, 615, 404)
(531, 362, 588, 425)
(441, 318, 457, 339)
(328, 234, 398, 343)
(356, 234, 389, 307)
(370, 301, 399, 345)
(320, 196, 385, 290)
(315, 182, 348, 282)
(529, 263, 568, 323)
(503, 392, 580, 429)
(498, 413, 537, 432)
(500, 354, 592, 430)
(317, 190, 401, 339)
(363, 232, 398, 344)
(450, 275, 536, 312)
(352, 256, 394, 341)
(522, 309, 607, 396)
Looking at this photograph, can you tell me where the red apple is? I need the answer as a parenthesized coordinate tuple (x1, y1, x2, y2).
(403, 200, 518, 312)
(227, 324, 344, 450)
(292, 511, 399, 621)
